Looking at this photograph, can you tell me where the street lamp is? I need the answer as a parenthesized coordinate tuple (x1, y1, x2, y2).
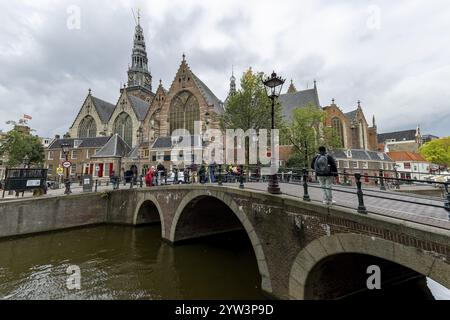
(263, 71, 285, 195)
(61, 143, 71, 195)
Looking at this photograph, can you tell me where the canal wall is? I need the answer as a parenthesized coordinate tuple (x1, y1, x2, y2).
(0, 192, 109, 238)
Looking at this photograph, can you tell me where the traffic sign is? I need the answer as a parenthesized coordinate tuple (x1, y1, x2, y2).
(62, 161, 72, 169)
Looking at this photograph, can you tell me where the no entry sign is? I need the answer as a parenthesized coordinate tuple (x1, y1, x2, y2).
(62, 161, 72, 169)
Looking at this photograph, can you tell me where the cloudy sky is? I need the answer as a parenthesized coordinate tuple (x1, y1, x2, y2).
(0, 0, 449, 138)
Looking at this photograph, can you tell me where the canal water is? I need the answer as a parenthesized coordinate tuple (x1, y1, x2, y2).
(0, 225, 449, 300)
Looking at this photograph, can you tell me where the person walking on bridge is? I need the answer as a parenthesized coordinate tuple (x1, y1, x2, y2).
(311, 146, 338, 205)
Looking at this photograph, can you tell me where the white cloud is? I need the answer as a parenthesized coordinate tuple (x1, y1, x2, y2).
(0, 0, 449, 137)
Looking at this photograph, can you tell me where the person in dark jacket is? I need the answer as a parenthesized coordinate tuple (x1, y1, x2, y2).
(311, 146, 338, 205)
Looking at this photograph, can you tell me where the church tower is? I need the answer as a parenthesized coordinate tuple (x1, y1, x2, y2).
(229, 67, 237, 96)
(126, 11, 153, 100)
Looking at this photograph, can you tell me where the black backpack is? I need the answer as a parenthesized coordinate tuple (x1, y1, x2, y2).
(315, 154, 331, 175)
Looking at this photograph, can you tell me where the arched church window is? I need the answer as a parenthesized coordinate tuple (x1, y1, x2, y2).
(78, 116, 97, 138)
(113, 112, 133, 146)
(169, 91, 200, 135)
(332, 117, 345, 148)
(359, 121, 366, 150)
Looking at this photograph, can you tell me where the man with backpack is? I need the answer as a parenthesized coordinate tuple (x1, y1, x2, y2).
(311, 146, 338, 205)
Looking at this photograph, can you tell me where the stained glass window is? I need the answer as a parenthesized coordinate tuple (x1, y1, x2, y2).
(332, 117, 345, 148)
(78, 116, 97, 138)
(169, 91, 200, 135)
(113, 112, 133, 146)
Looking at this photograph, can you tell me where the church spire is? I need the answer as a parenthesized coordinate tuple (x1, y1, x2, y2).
(287, 79, 297, 94)
(229, 66, 237, 96)
(127, 12, 152, 92)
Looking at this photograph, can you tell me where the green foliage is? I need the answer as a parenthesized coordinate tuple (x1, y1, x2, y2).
(282, 104, 341, 168)
(220, 68, 284, 131)
(220, 68, 285, 166)
(419, 137, 450, 166)
(0, 129, 44, 167)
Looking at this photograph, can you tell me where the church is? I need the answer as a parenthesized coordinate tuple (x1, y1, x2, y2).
(46, 16, 388, 180)
(63, 16, 224, 178)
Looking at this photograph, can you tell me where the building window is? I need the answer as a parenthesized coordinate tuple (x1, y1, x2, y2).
(48, 164, 54, 173)
(60, 151, 65, 160)
(86, 149, 90, 159)
(343, 161, 350, 169)
(78, 116, 97, 138)
(71, 150, 78, 160)
(404, 163, 411, 170)
(156, 152, 165, 162)
(144, 150, 150, 158)
(113, 112, 133, 147)
(352, 161, 358, 169)
(48, 151, 54, 161)
(104, 163, 110, 177)
(362, 161, 368, 169)
(332, 117, 345, 148)
(70, 164, 77, 176)
(169, 91, 200, 135)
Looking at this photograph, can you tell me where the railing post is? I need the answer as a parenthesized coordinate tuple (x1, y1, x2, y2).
(95, 180, 98, 193)
(303, 168, 311, 202)
(379, 169, 386, 191)
(218, 164, 223, 186)
(239, 165, 245, 189)
(355, 173, 367, 214)
(444, 183, 450, 218)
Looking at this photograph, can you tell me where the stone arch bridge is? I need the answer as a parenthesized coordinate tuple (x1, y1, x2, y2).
(105, 185, 450, 300)
(1, 184, 449, 299)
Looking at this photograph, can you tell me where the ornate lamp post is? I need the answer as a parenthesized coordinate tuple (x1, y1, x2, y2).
(61, 143, 71, 195)
(263, 71, 285, 195)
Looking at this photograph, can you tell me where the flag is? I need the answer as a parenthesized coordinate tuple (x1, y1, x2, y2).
(23, 114, 32, 120)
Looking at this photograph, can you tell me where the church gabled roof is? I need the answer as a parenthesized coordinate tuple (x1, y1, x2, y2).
(128, 94, 150, 121)
(92, 134, 132, 158)
(191, 73, 224, 114)
(91, 96, 116, 124)
(279, 88, 321, 119)
(377, 129, 418, 143)
(48, 137, 110, 150)
(344, 109, 358, 123)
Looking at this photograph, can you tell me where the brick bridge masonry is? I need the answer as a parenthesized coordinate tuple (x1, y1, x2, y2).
(108, 185, 450, 300)
(1, 185, 449, 299)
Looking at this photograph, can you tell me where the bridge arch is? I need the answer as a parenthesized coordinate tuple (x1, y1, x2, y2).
(289, 233, 450, 300)
(133, 194, 166, 238)
(169, 190, 273, 294)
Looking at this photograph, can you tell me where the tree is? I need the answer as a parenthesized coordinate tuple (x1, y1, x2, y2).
(0, 129, 44, 167)
(220, 68, 284, 165)
(282, 104, 341, 168)
(419, 137, 450, 167)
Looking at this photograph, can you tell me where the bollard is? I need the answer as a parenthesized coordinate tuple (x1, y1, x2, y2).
(218, 165, 223, 186)
(355, 173, 367, 214)
(444, 183, 450, 218)
(239, 165, 245, 189)
(140, 176, 143, 188)
(130, 180, 133, 189)
(95, 180, 98, 193)
(303, 169, 311, 202)
(379, 169, 386, 191)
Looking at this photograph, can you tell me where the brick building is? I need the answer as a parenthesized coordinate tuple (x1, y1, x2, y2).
(46, 137, 110, 180)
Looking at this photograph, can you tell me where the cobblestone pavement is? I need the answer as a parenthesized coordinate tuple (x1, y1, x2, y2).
(242, 182, 450, 230)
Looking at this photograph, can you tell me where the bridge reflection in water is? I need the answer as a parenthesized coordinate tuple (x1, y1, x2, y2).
(0, 224, 448, 300)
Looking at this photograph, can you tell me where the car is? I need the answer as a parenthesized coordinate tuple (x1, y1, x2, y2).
(165, 171, 185, 184)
